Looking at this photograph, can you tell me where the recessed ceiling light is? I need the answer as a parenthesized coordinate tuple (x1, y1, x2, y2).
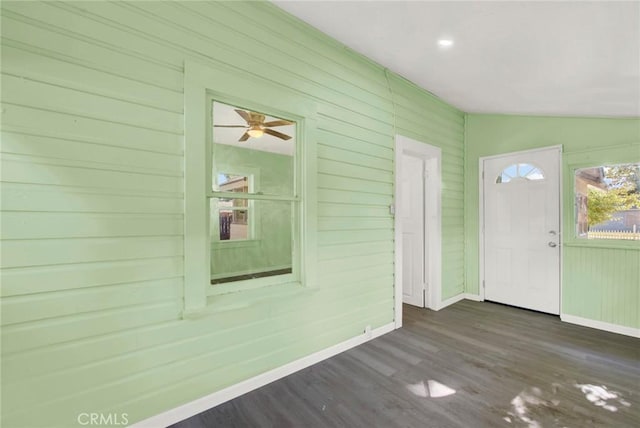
(438, 39, 454, 48)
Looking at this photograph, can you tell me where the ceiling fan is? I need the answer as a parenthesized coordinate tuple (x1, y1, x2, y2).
(214, 109, 293, 142)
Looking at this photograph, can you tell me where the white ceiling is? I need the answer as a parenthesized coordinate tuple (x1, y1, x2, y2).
(274, 1, 640, 117)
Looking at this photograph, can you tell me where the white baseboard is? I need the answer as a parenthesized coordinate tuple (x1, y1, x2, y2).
(433, 293, 483, 311)
(435, 293, 466, 310)
(131, 322, 396, 428)
(458, 297, 637, 338)
(560, 314, 640, 338)
(463, 293, 483, 302)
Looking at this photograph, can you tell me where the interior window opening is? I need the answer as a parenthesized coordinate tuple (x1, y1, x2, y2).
(210, 101, 297, 284)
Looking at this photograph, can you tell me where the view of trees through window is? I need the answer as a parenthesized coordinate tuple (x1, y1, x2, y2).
(575, 163, 640, 240)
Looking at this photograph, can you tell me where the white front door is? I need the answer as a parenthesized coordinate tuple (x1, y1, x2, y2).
(402, 154, 425, 307)
(482, 147, 561, 314)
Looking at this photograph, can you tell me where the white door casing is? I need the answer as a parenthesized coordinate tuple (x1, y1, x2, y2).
(481, 146, 561, 315)
(401, 154, 425, 307)
(394, 135, 442, 328)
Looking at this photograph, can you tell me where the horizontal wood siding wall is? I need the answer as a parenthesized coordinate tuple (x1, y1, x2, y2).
(0, 2, 464, 426)
(563, 246, 639, 328)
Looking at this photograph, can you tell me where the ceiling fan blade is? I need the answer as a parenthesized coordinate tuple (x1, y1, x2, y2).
(262, 120, 293, 127)
(235, 109, 251, 124)
(238, 132, 251, 142)
(264, 128, 292, 140)
(214, 125, 248, 128)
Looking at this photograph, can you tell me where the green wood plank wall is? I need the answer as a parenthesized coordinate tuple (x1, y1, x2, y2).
(464, 114, 640, 329)
(0, 2, 465, 426)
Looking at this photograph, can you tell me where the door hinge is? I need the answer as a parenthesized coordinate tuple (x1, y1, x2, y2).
(423, 169, 429, 179)
(482, 280, 486, 288)
(482, 170, 485, 179)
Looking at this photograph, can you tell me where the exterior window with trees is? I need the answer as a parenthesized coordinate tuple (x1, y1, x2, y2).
(575, 163, 640, 240)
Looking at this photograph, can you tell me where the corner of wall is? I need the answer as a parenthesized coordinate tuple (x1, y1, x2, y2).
(462, 112, 470, 294)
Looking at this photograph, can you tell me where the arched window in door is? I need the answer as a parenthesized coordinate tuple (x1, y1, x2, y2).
(496, 163, 545, 183)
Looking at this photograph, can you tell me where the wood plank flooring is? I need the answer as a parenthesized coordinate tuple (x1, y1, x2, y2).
(171, 301, 640, 428)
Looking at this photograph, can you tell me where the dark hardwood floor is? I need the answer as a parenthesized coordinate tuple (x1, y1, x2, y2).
(172, 301, 640, 428)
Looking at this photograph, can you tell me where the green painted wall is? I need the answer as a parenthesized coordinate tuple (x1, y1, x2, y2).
(464, 114, 640, 328)
(0, 1, 464, 427)
(210, 144, 293, 278)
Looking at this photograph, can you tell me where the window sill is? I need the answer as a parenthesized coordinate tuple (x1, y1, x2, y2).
(183, 281, 316, 319)
(209, 268, 293, 295)
(211, 239, 260, 249)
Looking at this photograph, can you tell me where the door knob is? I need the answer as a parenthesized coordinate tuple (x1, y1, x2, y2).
(548, 242, 557, 248)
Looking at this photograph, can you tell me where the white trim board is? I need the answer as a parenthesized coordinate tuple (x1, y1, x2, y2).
(560, 314, 640, 338)
(131, 322, 395, 428)
(425, 294, 639, 340)
(462, 293, 483, 302)
(459, 295, 638, 338)
(435, 293, 484, 310)
(435, 293, 465, 311)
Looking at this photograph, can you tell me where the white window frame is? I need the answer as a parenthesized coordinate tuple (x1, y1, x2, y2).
(563, 144, 639, 250)
(183, 60, 318, 317)
(572, 161, 640, 241)
(208, 97, 297, 290)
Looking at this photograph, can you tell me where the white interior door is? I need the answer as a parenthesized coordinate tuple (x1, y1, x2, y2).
(402, 154, 425, 307)
(483, 147, 560, 314)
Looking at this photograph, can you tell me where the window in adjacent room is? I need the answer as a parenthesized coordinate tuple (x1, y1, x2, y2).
(575, 163, 640, 240)
(210, 100, 298, 284)
(213, 173, 253, 241)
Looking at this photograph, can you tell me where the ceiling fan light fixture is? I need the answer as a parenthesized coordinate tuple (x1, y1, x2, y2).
(247, 127, 264, 138)
(217, 108, 292, 141)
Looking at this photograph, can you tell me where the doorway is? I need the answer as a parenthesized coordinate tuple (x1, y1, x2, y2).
(480, 146, 561, 314)
(394, 135, 442, 327)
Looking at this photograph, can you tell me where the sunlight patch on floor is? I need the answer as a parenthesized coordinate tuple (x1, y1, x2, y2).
(505, 384, 569, 428)
(507, 387, 547, 428)
(406, 380, 456, 398)
(575, 384, 631, 412)
(505, 382, 633, 427)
